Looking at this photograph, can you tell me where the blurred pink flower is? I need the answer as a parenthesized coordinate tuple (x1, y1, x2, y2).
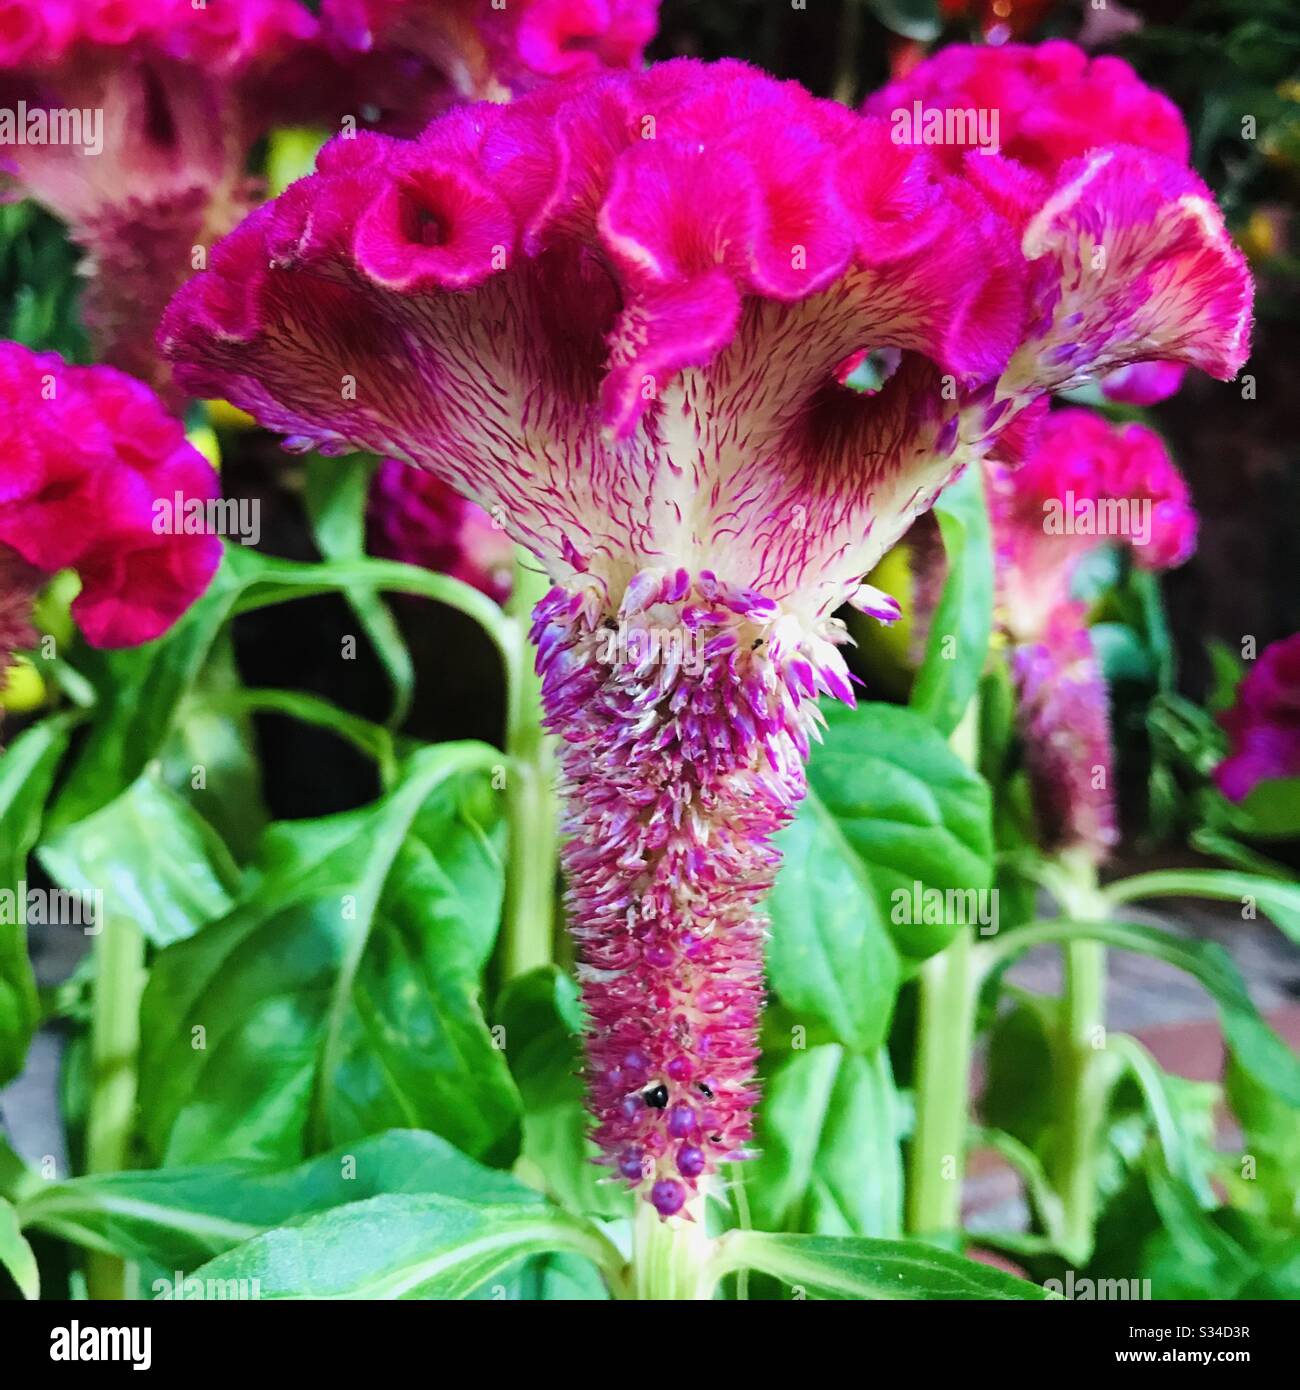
(366, 456, 512, 601)
(0, 341, 221, 649)
(1215, 634, 1300, 803)
(989, 408, 1197, 857)
(0, 0, 319, 396)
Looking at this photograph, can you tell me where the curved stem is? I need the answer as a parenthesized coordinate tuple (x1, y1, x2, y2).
(500, 551, 558, 980)
(84, 917, 145, 1299)
(906, 700, 980, 1237)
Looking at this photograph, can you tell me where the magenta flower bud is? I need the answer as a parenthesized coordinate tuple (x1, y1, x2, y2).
(1215, 635, 1300, 802)
(161, 54, 1252, 1212)
(367, 457, 513, 601)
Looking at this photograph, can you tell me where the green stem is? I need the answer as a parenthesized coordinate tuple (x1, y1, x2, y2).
(907, 918, 977, 1236)
(906, 700, 980, 1237)
(1046, 850, 1109, 1261)
(83, 918, 145, 1299)
(631, 1198, 717, 1300)
(500, 550, 558, 980)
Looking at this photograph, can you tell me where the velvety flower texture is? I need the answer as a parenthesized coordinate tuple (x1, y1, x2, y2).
(322, 0, 658, 123)
(869, 40, 1198, 408)
(0, 342, 221, 651)
(367, 457, 513, 601)
(160, 56, 1251, 1213)
(1215, 634, 1300, 803)
(988, 408, 1198, 857)
(0, 0, 319, 394)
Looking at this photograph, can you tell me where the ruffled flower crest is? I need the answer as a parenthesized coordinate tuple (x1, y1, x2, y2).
(0, 341, 221, 665)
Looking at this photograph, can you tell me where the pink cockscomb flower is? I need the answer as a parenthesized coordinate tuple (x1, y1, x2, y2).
(868, 40, 1194, 409)
(1215, 634, 1300, 803)
(367, 457, 513, 601)
(0, 341, 222, 655)
(159, 55, 1251, 1215)
(319, 0, 659, 131)
(989, 408, 1198, 857)
(0, 0, 319, 396)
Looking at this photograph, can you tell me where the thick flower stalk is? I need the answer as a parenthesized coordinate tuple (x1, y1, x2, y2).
(0, 340, 222, 709)
(367, 457, 513, 601)
(161, 54, 1250, 1214)
(988, 407, 1198, 858)
(319, 0, 659, 132)
(1215, 634, 1300, 802)
(0, 0, 319, 394)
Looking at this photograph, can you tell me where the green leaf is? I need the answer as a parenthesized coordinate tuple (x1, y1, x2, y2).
(749, 1045, 902, 1237)
(768, 785, 901, 1051)
(496, 966, 629, 1220)
(304, 455, 416, 727)
(190, 1194, 617, 1299)
(138, 742, 521, 1168)
(1104, 868, 1300, 946)
(39, 771, 239, 948)
(909, 463, 994, 736)
(795, 701, 992, 960)
(0, 713, 75, 1083)
(1223, 1051, 1300, 1225)
(18, 1130, 536, 1271)
(1236, 777, 1300, 839)
(986, 917, 1300, 1106)
(718, 1230, 1048, 1300)
(0, 1195, 39, 1298)
(159, 632, 268, 862)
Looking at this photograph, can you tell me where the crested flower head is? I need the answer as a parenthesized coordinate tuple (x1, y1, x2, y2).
(1215, 634, 1300, 803)
(989, 406, 1197, 644)
(988, 407, 1196, 859)
(367, 456, 513, 601)
(0, 0, 319, 394)
(0, 341, 222, 650)
(867, 39, 1189, 176)
(322, 0, 658, 118)
(160, 52, 1252, 1212)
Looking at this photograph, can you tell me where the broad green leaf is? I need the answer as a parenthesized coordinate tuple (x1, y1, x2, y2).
(0, 1195, 38, 1298)
(160, 632, 268, 862)
(138, 742, 520, 1168)
(768, 786, 901, 1051)
(749, 1045, 902, 1238)
(39, 771, 239, 948)
(1223, 1052, 1300, 1224)
(496, 966, 629, 1220)
(718, 1229, 1048, 1300)
(191, 1194, 617, 1299)
(1236, 777, 1300, 839)
(18, 1130, 535, 1271)
(986, 917, 1300, 1106)
(304, 454, 416, 727)
(799, 701, 992, 960)
(910, 463, 994, 736)
(0, 713, 75, 1083)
